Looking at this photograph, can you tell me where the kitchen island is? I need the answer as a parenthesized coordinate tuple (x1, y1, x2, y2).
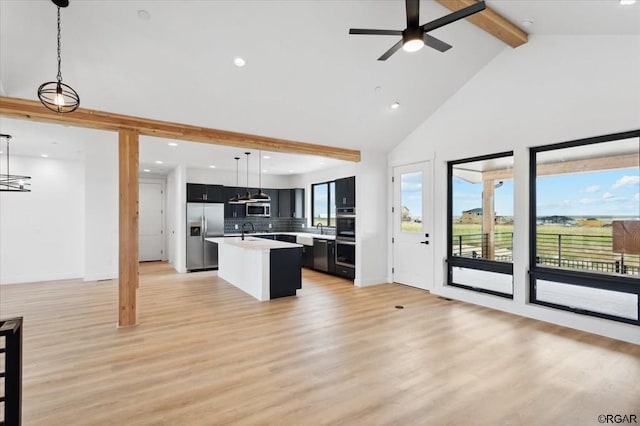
(206, 237, 302, 301)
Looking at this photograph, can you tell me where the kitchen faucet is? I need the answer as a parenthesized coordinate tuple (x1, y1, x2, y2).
(316, 222, 324, 235)
(241, 222, 255, 240)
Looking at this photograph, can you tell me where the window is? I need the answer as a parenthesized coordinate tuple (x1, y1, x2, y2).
(530, 130, 640, 325)
(312, 181, 335, 227)
(400, 171, 423, 233)
(448, 152, 514, 297)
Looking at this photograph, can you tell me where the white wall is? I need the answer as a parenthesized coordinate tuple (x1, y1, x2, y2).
(84, 135, 118, 281)
(187, 167, 292, 188)
(0, 156, 85, 284)
(388, 35, 640, 344)
(168, 165, 187, 273)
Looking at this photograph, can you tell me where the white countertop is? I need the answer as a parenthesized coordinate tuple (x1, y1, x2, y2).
(207, 236, 302, 250)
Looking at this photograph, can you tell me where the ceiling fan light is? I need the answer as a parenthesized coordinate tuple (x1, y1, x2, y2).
(402, 38, 424, 52)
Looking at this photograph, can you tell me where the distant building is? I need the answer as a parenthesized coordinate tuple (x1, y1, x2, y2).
(539, 215, 573, 225)
(461, 208, 483, 224)
(578, 218, 604, 227)
(402, 206, 411, 222)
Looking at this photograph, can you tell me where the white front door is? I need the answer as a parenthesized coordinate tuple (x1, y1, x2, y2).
(392, 162, 433, 290)
(139, 182, 164, 262)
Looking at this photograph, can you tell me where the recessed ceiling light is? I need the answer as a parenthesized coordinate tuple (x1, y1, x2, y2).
(620, 0, 636, 5)
(168, 142, 178, 147)
(391, 102, 400, 109)
(143, 169, 151, 173)
(263, 155, 270, 159)
(41, 154, 49, 158)
(289, 169, 294, 173)
(234, 57, 246, 67)
(155, 160, 163, 164)
(374, 86, 382, 93)
(262, 169, 268, 173)
(137, 10, 151, 20)
(209, 165, 216, 168)
(521, 19, 534, 27)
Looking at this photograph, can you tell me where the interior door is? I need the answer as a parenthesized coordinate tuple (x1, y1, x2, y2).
(139, 182, 163, 262)
(392, 162, 433, 290)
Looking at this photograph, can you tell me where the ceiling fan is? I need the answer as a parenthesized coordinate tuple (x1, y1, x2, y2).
(349, 0, 486, 61)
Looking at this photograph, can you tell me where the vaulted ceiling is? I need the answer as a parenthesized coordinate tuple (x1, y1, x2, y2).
(1, 1, 638, 174)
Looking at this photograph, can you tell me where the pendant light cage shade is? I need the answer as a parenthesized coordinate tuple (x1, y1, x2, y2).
(228, 157, 243, 204)
(0, 134, 32, 192)
(37, 3, 80, 114)
(37, 81, 80, 113)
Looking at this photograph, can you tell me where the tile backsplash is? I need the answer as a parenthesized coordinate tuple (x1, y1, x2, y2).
(224, 218, 335, 236)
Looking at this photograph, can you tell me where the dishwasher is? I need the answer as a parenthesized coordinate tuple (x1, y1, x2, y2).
(313, 239, 329, 272)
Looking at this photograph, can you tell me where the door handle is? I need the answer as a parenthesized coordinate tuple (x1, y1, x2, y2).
(420, 241, 429, 245)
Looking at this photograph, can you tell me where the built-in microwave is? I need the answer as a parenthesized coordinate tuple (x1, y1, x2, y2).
(246, 202, 270, 217)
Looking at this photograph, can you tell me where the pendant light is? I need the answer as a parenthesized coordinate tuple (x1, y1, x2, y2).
(251, 150, 271, 201)
(37, 0, 80, 114)
(228, 157, 243, 204)
(0, 134, 32, 192)
(237, 152, 256, 203)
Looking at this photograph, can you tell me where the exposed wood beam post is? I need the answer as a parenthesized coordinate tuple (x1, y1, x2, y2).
(119, 130, 139, 327)
(482, 179, 495, 260)
(435, 0, 528, 48)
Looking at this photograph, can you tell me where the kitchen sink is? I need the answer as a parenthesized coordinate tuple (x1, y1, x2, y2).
(296, 235, 314, 246)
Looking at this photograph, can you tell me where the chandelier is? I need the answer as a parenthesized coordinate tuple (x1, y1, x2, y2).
(0, 134, 31, 192)
(37, 0, 80, 113)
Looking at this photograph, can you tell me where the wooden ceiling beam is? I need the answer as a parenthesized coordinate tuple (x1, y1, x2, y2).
(0, 96, 361, 162)
(479, 154, 639, 181)
(435, 0, 528, 48)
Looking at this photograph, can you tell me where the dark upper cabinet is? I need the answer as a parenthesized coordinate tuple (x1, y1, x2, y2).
(278, 188, 305, 218)
(205, 185, 224, 203)
(264, 188, 279, 216)
(335, 176, 355, 208)
(187, 183, 224, 203)
(223, 186, 245, 218)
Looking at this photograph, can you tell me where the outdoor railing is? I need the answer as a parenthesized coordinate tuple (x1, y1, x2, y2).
(451, 232, 639, 276)
(537, 233, 638, 276)
(452, 232, 514, 262)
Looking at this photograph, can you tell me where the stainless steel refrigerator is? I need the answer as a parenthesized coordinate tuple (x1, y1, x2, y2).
(186, 203, 224, 271)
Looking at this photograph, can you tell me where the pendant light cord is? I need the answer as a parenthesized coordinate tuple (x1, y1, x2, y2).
(56, 6, 62, 84)
(258, 150, 262, 190)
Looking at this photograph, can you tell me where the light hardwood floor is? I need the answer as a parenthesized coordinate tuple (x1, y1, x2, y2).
(1, 262, 639, 425)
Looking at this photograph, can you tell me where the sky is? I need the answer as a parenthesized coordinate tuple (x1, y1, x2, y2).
(451, 168, 639, 218)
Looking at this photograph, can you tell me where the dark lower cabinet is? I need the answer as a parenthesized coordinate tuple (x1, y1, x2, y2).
(270, 247, 302, 299)
(335, 265, 355, 280)
(328, 240, 336, 274)
(301, 245, 314, 268)
(276, 235, 297, 243)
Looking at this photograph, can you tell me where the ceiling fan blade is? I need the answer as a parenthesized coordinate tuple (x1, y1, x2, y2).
(349, 28, 403, 36)
(423, 34, 452, 52)
(378, 39, 403, 61)
(406, 0, 420, 28)
(421, 1, 486, 33)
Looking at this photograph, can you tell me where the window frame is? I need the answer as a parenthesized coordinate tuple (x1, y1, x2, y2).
(529, 129, 640, 326)
(447, 151, 514, 299)
(311, 180, 336, 228)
